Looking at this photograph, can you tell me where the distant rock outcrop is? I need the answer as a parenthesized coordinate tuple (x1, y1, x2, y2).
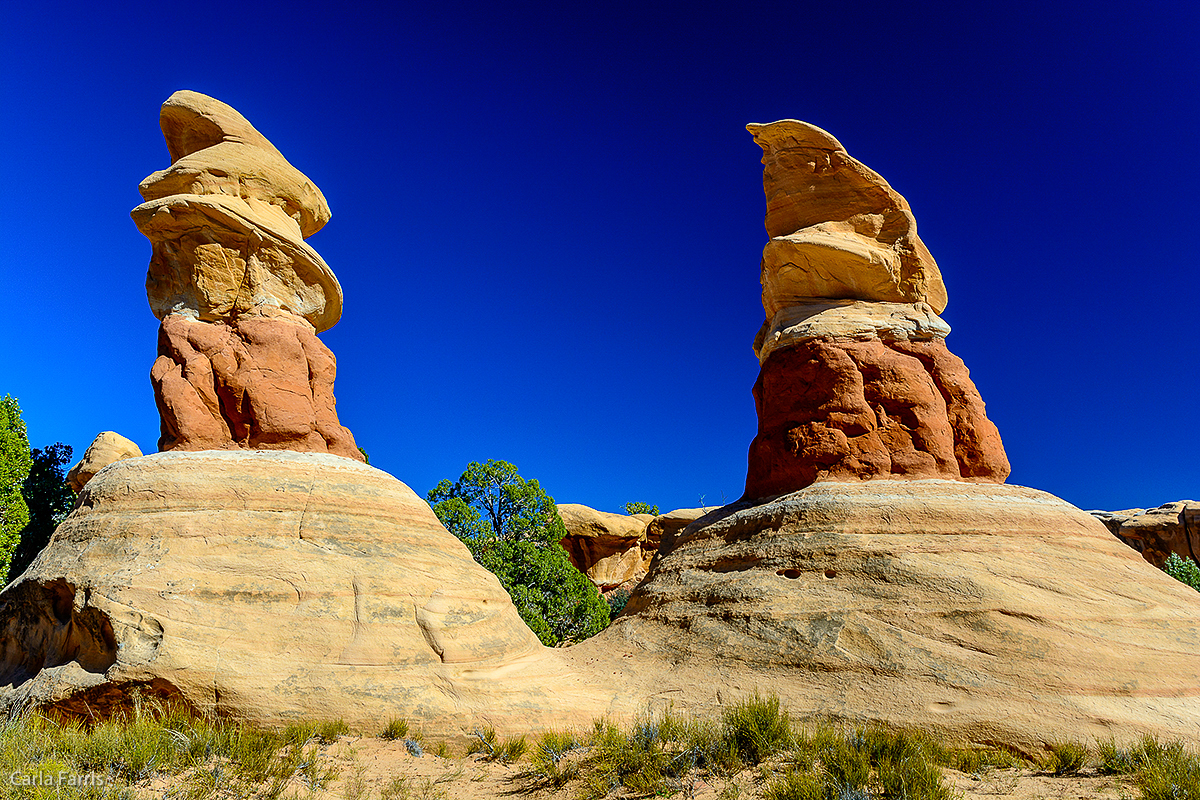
(558, 505, 719, 591)
(66, 432, 142, 493)
(131, 91, 361, 461)
(1090, 502, 1200, 569)
(558, 504, 649, 590)
(743, 121, 1008, 501)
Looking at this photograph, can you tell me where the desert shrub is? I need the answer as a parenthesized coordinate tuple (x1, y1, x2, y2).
(770, 721, 953, 800)
(624, 502, 660, 516)
(1137, 739, 1200, 800)
(1097, 739, 1138, 774)
(315, 718, 349, 743)
(606, 588, 631, 616)
(381, 717, 409, 740)
(1044, 740, 1089, 775)
(1164, 553, 1200, 592)
(468, 725, 527, 763)
(527, 729, 582, 787)
(721, 691, 793, 765)
(940, 745, 1024, 773)
(578, 710, 733, 799)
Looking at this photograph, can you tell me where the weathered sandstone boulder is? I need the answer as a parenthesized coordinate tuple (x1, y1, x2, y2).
(748, 120, 947, 315)
(132, 91, 360, 461)
(0, 451, 624, 732)
(1090, 502, 1200, 569)
(645, 506, 719, 548)
(558, 504, 650, 590)
(742, 121, 1007, 501)
(133, 91, 338, 330)
(66, 432, 143, 493)
(587, 480, 1200, 750)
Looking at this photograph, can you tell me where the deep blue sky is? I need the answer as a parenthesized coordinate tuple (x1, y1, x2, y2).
(2, 1, 1197, 513)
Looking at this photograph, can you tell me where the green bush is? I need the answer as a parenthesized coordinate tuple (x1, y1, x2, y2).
(427, 460, 609, 645)
(721, 691, 792, 765)
(1164, 553, 1200, 592)
(381, 718, 409, 740)
(624, 502, 660, 516)
(1044, 740, 1089, 775)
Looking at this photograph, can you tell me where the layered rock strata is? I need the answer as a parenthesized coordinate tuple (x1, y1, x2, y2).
(597, 480, 1200, 750)
(132, 91, 360, 460)
(0, 452, 625, 732)
(1091, 502, 1200, 569)
(743, 121, 1007, 501)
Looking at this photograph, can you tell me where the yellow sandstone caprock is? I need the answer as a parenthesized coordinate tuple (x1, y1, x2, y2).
(132, 90, 342, 332)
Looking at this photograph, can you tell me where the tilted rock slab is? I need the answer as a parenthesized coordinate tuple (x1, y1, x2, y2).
(0, 452, 627, 734)
(132, 91, 361, 461)
(587, 480, 1200, 751)
(749, 120, 947, 315)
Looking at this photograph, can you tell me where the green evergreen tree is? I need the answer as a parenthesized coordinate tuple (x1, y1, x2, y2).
(0, 396, 33, 584)
(10, 443, 75, 580)
(624, 501, 660, 516)
(427, 460, 610, 645)
(1164, 552, 1200, 593)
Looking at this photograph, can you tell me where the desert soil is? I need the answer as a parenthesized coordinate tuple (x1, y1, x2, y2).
(138, 736, 1140, 800)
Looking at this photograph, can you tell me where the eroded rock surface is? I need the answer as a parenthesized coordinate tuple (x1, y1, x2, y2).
(132, 91, 360, 461)
(748, 120, 946, 314)
(152, 313, 359, 459)
(745, 337, 1008, 501)
(589, 480, 1200, 750)
(558, 504, 651, 590)
(66, 432, 143, 493)
(741, 121, 1007, 501)
(1090, 502, 1200, 569)
(0, 452, 625, 732)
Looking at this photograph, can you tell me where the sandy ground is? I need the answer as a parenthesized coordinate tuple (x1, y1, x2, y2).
(138, 736, 1141, 800)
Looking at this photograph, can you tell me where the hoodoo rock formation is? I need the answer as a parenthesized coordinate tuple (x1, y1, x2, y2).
(0, 92, 627, 734)
(589, 119, 1200, 750)
(131, 91, 361, 461)
(743, 121, 1008, 501)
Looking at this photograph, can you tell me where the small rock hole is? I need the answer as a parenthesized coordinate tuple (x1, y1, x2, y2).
(824, 569, 837, 579)
(777, 568, 801, 579)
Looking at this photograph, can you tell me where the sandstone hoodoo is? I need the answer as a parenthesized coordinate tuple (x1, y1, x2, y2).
(592, 120, 1200, 750)
(132, 91, 361, 461)
(0, 92, 629, 734)
(743, 120, 1008, 501)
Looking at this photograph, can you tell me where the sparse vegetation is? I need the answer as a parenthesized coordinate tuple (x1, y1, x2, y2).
(1043, 740, 1089, 775)
(467, 725, 528, 763)
(381, 717, 410, 740)
(624, 501, 660, 516)
(1, 692, 1193, 800)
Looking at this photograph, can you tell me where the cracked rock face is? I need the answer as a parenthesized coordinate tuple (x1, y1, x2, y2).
(0, 451, 612, 730)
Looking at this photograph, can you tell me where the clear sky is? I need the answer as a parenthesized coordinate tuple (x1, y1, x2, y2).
(2, 1, 1197, 515)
